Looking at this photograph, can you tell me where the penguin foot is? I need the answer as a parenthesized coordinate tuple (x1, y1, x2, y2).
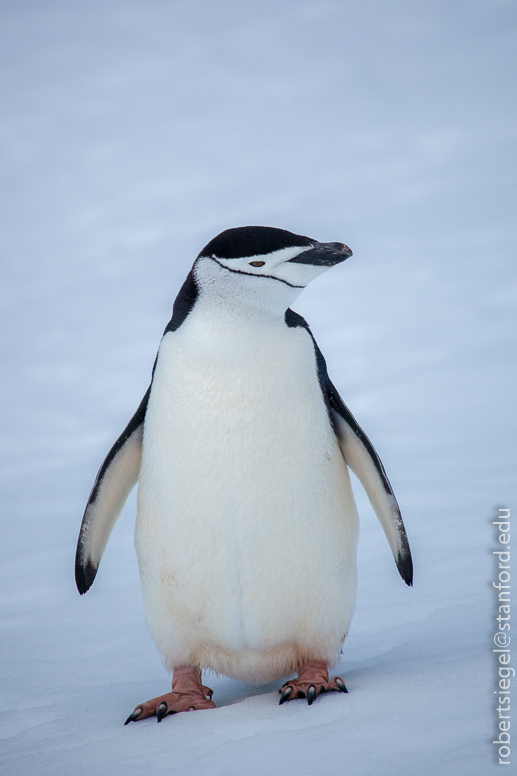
(124, 666, 215, 724)
(278, 662, 348, 706)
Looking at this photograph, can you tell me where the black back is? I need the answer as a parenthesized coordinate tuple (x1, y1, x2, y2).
(164, 270, 199, 334)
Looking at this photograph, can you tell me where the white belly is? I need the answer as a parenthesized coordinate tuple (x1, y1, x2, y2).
(135, 313, 358, 682)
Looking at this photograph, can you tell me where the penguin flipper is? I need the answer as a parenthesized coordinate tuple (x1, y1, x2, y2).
(75, 387, 150, 594)
(327, 385, 413, 586)
(284, 308, 412, 586)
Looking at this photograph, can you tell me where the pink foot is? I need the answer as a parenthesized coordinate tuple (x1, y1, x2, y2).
(278, 661, 348, 705)
(124, 666, 216, 724)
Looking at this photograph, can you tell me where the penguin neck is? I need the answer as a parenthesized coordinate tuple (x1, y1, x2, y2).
(181, 297, 288, 367)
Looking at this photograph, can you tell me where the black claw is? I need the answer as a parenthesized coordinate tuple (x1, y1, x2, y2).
(335, 677, 348, 693)
(279, 686, 293, 705)
(307, 685, 316, 705)
(124, 706, 143, 725)
(156, 701, 168, 722)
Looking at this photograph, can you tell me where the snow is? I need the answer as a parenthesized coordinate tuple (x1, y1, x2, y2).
(0, 0, 515, 773)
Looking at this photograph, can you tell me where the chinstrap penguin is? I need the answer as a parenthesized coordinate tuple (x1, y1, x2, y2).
(75, 225, 412, 723)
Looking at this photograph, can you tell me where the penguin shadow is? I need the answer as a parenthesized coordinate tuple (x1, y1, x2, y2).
(202, 672, 286, 708)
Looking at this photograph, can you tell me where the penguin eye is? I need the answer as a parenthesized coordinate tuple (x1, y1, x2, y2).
(249, 261, 265, 267)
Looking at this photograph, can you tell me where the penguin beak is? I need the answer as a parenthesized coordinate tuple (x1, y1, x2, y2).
(287, 241, 353, 266)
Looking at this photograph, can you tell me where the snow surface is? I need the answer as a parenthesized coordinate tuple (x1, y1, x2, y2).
(0, 1, 515, 774)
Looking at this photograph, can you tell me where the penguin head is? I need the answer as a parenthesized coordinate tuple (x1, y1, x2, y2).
(194, 226, 352, 315)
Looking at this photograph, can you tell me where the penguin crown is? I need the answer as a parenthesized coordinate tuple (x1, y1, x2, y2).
(198, 226, 315, 261)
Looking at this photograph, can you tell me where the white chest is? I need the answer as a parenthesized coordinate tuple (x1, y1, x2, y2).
(140, 312, 338, 503)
